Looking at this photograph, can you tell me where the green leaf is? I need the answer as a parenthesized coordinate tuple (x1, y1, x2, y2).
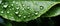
(41, 3, 60, 17)
(0, 0, 60, 22)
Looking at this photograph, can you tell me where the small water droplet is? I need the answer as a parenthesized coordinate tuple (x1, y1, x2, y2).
(16, 2, 18, 4)
(18, 15, 21, 17)
(40, 6, 44, 10)
(7, 11, 9, 13)
(12, 8, 14, 10)
(16, 7, 19, 9)
(10, 17, 15, 20)
(24, 16, 26, 18)
(4, 15, 7, 18)
(22, 4, 25, 6)
(1, 11, 3, 13)
(27, 6, 30, 9)
(11, 4, 14, 6)
(28, 15, 30, 17)
(10, 9, 12, 10)
(35, 13, 38, 15)
(3, 4, 8, 8)
(8, 6, 11, 7)
(22, 8, 24, 10)
(13, 1, 15, 3)
(15, 11, 19, 14)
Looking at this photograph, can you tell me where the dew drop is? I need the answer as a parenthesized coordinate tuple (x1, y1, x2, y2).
(16, 7, 19, 9)
(18, 15, 21, 17)
(10, 9, 12, 10)
(16, 2, 18, 4)
(27, 6, 30, 9)
(24, 16, 26, 18)
(22, 8, 24, 10)
(12, 1, 15, 3)
(3, 4, 8, 8)
(15, 12, 19, 14)
(35, 12, 38, 15)
(11, 4, 14, 6)
(40, 6, 44, 10)
(22, 4, 25, 6)
(12, 8, 14, 10)
(4, 15, 7, 18)
(7, 11, 10, 13)
(8, 6, 11, 7)
(10, 17, 15, 20)
(1, 11, 3, 13)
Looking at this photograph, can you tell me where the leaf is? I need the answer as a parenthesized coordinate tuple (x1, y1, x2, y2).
(41, 3, 60, 17)
(0, 0, 59, 22)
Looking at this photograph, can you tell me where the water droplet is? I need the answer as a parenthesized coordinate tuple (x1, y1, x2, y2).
(27, 6, 30, 9)
(1, 11, 3, 13)
(24, 16, 26, 18)
(18, 15, 21, 17)
(7, 11, 9, 13)
(35, 13, 38, 15)
(12, 8, 14, 10)
(28, 15, 30, 17)
(10, 17, 15, 20)
(16, 2, 18, 4)
(15, 12, 19, 14)
(3, 4, 8, 8)
(8, 6, 11, 7)
(40, 6, 44, 10)
(16, 7, 19, 9)
(22, 4, 25, 6)
(4, 15, 7, 18)
(13, 1, 15, 3)
(10, 9, 12, 10)
(22, 8, 24, 10)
